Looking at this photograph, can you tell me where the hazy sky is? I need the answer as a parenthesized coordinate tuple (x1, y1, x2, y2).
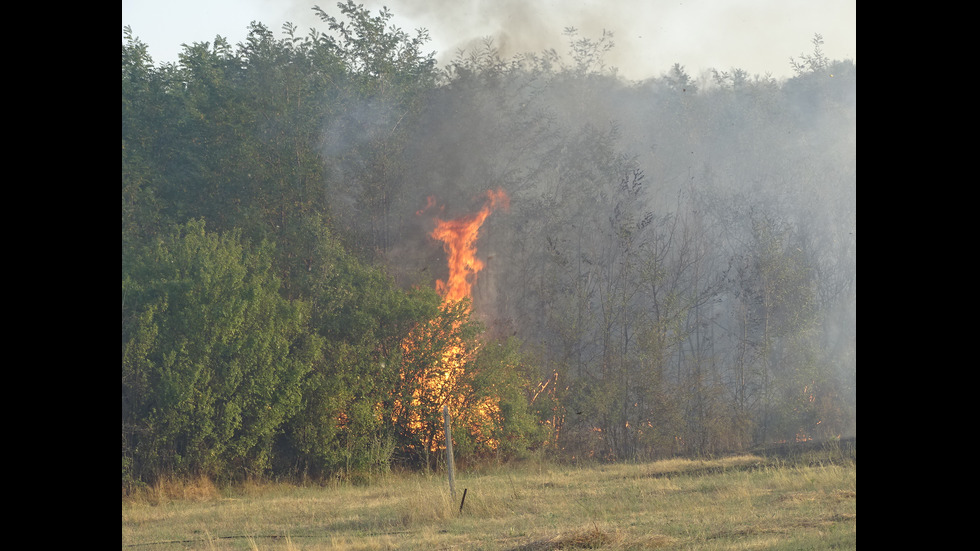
(122, 0, 855, 81)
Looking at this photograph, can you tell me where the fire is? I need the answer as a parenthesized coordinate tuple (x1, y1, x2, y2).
(431, 188, 509, 305)
(398, 188, 510, 456)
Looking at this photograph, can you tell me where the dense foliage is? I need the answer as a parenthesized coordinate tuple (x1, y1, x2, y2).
(122, 4, 855, 489)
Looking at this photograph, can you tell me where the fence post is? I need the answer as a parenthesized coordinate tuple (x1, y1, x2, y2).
(443, 405, 456, 502)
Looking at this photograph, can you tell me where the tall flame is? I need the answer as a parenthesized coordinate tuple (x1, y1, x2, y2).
(431, 188, 510, 305)
(398, 188, 510, 456)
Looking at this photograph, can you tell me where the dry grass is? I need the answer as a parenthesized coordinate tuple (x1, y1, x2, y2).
(122, 454, 855, 550)
(126, 474, 223, 505)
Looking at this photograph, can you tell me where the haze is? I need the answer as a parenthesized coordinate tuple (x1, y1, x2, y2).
(122, 0, 855, 81)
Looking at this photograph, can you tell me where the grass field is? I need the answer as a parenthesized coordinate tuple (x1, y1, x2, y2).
(122, 445, 855, 550)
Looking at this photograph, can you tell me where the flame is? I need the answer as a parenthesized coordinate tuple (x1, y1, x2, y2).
(416, 195, 441, 216)
(431, 188, 509, 305)
(397, 188, 510, 456)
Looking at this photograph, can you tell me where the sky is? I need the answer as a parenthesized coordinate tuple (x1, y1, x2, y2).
(122, 0, 855, 82)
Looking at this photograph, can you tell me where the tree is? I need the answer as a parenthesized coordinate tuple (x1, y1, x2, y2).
(720, 206, 821, 444)
(122, 220, 318, 486)
(393, 299, 480, 468)
(273, 221, 442, 478)
(314, 1, 439, 257)
(790, 34, 830, 76)
(393, 300, 547, 468)
(454, 335, 547, 462)
(122, 27, 187, 250)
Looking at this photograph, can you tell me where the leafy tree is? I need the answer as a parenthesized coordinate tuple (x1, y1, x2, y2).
(122, 220, 318, 486)
(557, 26, 617, 76)
(314, 1, 439, 257)
(274, 220, 442, 478)
(790, 34, 830, 76)
(453, 335, 547, 462)
(391, 300, 546, 468)
(122, 28, 188, 250)
(719, 206, 821, 444)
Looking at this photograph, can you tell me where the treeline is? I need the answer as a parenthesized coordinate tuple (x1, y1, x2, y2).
(122, 2, 855, 489)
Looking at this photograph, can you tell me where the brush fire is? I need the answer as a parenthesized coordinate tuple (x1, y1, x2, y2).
(396, 189, 510, 457)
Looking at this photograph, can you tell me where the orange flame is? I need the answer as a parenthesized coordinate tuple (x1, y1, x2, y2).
(398, 188, 510, 455)
(431, 188, 510, 305)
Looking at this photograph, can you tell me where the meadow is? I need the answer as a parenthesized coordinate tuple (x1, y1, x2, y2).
(122, 445, 855, 550)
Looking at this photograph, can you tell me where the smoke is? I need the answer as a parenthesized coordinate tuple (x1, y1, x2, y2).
(395, 0, 608, 63)
(274, 0, 854, 82)
(125, 1, 854, 82)
(302, 0, 856, 440)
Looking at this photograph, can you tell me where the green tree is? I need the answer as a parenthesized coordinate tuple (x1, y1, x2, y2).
(273, 220, 443, 478)
(721, 207, 821, 445)
(216, 21, 347, 287)
(122, 27, 188, 250)
(314, 1, 439, 258)
(122, 220, 318, 486)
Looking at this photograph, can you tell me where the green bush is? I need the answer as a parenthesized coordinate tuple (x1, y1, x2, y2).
(122, 220, 318, 484)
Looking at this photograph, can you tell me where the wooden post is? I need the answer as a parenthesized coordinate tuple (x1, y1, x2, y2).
(443, 405, 456, 502)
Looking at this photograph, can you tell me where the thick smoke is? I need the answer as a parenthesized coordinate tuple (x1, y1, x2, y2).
(289, 0, 855, 82)
(310, 1, 856, 445)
